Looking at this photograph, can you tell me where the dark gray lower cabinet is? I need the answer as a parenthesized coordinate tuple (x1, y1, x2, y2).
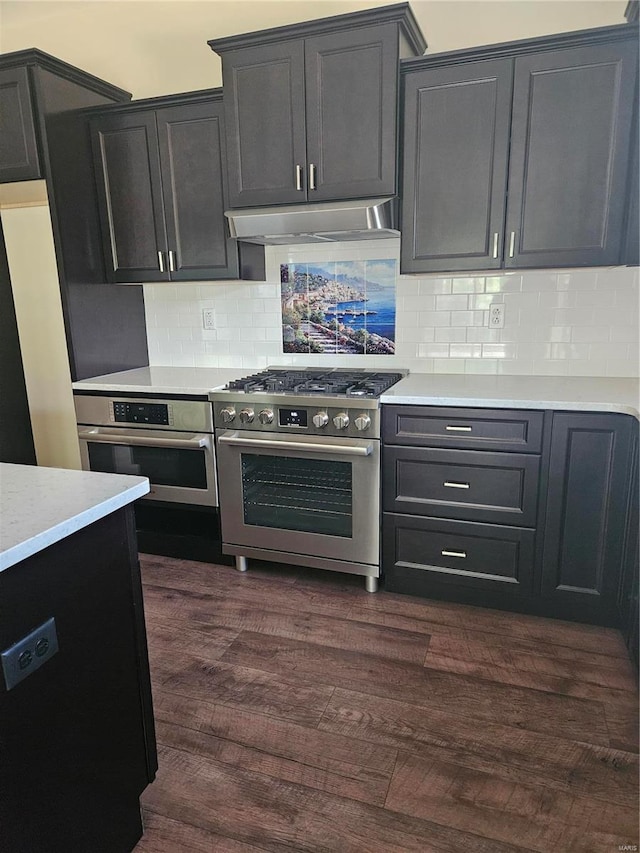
(383, 406, 639, 634)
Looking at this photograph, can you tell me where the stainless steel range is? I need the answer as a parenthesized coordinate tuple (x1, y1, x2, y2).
(210, 368, 405, 591)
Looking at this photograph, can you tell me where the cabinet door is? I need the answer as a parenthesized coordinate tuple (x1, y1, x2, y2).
(156, 101, 239, 281)
(90, 112, 169, 282)
(505, 41, 638, 269)
(0, 66, 41, 182)
(222, 40, 307, 207)
(305, 24, 399, 201)
(400, 59, 512, 274)
(541, 412, 634, 624)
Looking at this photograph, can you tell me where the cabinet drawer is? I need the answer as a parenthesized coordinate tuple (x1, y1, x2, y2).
(383, 512, 535, 595)
(383, 405, 543, 452)
(383, 446, 539, 526)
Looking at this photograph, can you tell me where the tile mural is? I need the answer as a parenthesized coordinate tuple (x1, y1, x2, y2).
(280, 259, 397, 355)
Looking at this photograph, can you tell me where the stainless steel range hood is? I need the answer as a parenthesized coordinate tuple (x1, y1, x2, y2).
(226, 197, 398, 245)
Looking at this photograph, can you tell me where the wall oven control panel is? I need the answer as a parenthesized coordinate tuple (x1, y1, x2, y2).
(112, 401, 173, 426)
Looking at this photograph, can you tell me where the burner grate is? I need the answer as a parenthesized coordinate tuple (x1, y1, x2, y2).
(225, 369, 404, 398)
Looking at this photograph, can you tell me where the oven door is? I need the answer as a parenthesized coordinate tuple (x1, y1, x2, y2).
(78, 427, 217, 507)
(216, 429, 379, 565)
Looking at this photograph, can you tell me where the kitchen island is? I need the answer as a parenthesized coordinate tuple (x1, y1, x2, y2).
(0, 464, 157, 853)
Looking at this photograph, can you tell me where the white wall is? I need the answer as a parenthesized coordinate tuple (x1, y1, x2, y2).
(0, 1, 628, 98)
(144, 240, 639, 377)
(2, 203, 81, 469)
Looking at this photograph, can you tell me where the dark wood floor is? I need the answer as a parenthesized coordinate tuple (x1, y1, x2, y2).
(134, 554, 639, 853)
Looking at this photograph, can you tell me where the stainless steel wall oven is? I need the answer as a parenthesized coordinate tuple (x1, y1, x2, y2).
(75, 393, 223, 561)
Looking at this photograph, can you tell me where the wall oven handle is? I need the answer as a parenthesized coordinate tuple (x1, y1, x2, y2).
(78, 428, 209, 450)
(218, 433, 372, 457)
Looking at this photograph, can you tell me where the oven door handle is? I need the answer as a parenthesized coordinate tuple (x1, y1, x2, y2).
(218, 433, 372, 457)
(77, 428, 209, 450)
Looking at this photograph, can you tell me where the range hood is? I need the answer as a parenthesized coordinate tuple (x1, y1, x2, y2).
(225, 197, 399, 245)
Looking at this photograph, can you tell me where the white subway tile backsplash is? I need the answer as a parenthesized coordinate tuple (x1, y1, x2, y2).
(143, 243, 638, 378)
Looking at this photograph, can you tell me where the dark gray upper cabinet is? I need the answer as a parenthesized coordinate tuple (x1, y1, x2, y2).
(0, 49, 130, 185)
(90, 92, 239, 283)
(209, 4, 426, 208)
(400, 24, 639, 273)
(400, 58, 513, 273)
(0, 65, 41, 182)
(505, 41, 638, 269)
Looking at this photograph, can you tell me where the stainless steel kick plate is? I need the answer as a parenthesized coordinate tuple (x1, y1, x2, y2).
(1, 617, 59, 691)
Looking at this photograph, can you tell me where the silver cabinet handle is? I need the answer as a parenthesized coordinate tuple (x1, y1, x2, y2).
(509, 231, 516, 258)
(295, 164, 303, 191)
(158, 251, 165, 272)
(445, 425, 472, 432)
(78, 428, 208, 450)
(442, 549, 467, 558)
(168, 250, 176, 272)
(309, 163, 316, 191)
(492, 232, 499, 259)
(444, 481, 470, 489)
(218, 432, 371, 457)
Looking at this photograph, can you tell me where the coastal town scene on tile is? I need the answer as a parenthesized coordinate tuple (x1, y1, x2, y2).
(280, 259, 397, 355)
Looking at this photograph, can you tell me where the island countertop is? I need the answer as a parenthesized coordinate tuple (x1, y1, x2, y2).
(380, 374, 640, 419)
(0, 464, 149, 573)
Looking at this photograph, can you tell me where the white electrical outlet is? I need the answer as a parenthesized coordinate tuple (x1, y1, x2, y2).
(202, 309, 216, 330)
(489, 303, 505, 328)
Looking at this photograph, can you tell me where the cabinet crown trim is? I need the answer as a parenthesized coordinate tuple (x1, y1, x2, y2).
(0, 48, 132, 102)
(401, 22, 638, 72)
(208, 2, 427, 56)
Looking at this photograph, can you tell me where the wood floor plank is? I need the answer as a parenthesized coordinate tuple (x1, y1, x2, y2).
(355, 592, 630, 657)
(142, 743, 531, 853)
(425, 633, 638, 690)
(319, 688, 639, 808)
(220, 631, 611, 746)
(145, 620, 240, 680)
(160, 656, 334, 728)
(153, 693, 397, 806)
(385, 750, 639, 853)
(423, 650, 638, 705)
(135, 810, 269, 852)
(142, 581, 431, 665)
(604, 702, 640, 753)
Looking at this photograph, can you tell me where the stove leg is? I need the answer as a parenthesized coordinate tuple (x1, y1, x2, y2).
(365, 576, 378, 593)
(235, 556, 248, 573)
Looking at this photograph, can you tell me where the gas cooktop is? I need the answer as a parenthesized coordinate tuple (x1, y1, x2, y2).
(223, 368, 405, 398)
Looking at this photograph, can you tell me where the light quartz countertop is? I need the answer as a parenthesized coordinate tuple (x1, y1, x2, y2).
(380, 374, 640, 419)
(72, 366, 640, 419)
(72, 366, 245, 396)
(0, 464, 149, 573)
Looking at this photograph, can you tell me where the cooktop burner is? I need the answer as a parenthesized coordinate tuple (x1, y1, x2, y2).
(224, 368, 405, 398)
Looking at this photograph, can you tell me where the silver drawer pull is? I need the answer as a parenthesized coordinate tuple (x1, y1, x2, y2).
(445, 425, 472, 432)
(295, 164, 303, 191)
(444, 481, 470, 489)
(442, 549, 467, 559)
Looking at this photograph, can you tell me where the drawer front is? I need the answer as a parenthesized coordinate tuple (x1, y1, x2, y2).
(383, 405, 544, 452)
(383, 446, 539, 526)
(383, 512, 535, 595)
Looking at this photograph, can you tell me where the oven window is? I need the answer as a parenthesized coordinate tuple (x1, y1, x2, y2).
(87, 443, 208, 489)
(241, 453, 352, 537)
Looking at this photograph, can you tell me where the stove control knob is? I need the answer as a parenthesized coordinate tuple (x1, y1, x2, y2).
(258, 409, 274, 425)
(333, 412, 350, 430)
(220, 406, 236, 424)
(239, 408, 255, 424)
(312, 411, 329, 428)
(354, 414, 371, 432)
